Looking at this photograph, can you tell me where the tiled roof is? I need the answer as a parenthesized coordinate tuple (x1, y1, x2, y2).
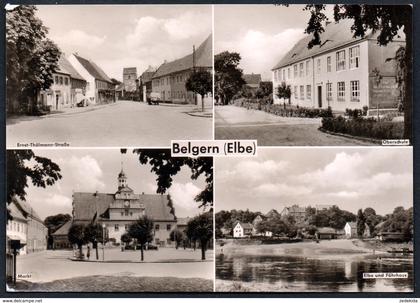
(273, 19, 375, 70)
(8, 202, 27, 222)
(12, 197, 44, 223)
(123, 67, 137, 74)
(57, 56, 86, 81)
(266, 209, 279, 217)
(243, 74, 262, 85)
(73, 54, 113, 83)
(52, 220, 72, 236)
(235, 221, 253, 229)
(73, 192, 176, 222)
(153, 34, 212, 78)
(285, 205, 306, 213)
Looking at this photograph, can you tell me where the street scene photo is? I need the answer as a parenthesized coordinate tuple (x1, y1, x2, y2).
(214, 5, 412, 146)
(6, 149, 214, 292)
(6, 5, 213, 147)
(215, 147, 413, 292)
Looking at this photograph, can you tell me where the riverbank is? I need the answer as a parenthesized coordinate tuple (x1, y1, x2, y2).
(217, 239, 379, 260)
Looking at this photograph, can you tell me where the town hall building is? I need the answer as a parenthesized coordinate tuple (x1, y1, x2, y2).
(272, 19, 405, 113)
(72, 167, 177, 247)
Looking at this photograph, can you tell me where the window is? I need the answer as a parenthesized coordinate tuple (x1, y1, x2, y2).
(155, 224, 160, 231)
(293, 65, 298, 78)
(349, 46, 360, 69)
(115, 224, 119, 231)
(166, 224, 171, 231)
(294, 86, 298, 99)
(306, 85, 311, 100)
(337, 81, 346, 101)
(55, 76, 58, 84)
(121, 212, 124, 216)
(350, 80, 360, 101)
(130, 212, 133, 216)
(287, 68, 291, 79)
(124, 209, 129, 216)
(299, 63, 304, 77)
(326, 83, 332, 101)
(59, 76, 63, 85)
(327, 56, 331, 72)
(300, 85, 304, 100)
(336, 50, 346, 71)
(125, 224, 128, 231)
(306, 60, 310, 76)
(316, 59, 321, 74)
(282, 69, 286, 81)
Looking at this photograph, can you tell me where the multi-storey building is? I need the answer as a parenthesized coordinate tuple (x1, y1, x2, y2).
(69, 53, 115, 104)
(280, 205, 306, 224)
(72, 167, 177, 247)
(6, 197, 48, 254)
(38, 55, 86, 110)
(152, 34, 212, 105)
(272, 20, 405, 112)
(139, 66, 157, 102)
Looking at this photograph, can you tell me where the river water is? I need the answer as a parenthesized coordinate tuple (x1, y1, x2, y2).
(216, 252, 413, 292)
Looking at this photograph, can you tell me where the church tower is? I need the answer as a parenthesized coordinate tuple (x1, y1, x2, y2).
(118, 163, 128, 190)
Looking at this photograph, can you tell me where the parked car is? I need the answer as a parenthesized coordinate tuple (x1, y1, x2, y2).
(76, 98, 89, 107)
(148, 92, 160, 105)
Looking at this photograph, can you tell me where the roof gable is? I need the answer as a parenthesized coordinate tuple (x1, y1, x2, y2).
(52, 220, 72, 236)
(153, 34, 212, 78)
(243, 74, 262, 85)
(74, 54, 113, 83)
(58, 56, 86, 81)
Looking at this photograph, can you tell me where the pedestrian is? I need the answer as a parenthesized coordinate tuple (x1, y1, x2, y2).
(87, 245, 91, 260)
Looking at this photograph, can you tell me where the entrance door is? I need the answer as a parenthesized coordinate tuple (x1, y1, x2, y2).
(317, 86, 322, 108)
(56, 94, 60, 110)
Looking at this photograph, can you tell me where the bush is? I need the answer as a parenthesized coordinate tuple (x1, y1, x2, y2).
(321, 116, 404, 140)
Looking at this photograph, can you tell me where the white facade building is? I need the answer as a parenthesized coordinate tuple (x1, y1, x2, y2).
(272, 20, 405, 113)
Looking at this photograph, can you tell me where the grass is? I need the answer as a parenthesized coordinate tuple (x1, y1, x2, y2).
(10, 275, 213, 292)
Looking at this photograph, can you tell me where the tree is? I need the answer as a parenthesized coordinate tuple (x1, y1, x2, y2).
(68, 224, 87, 259)
(44, 214, 71, 235)
(7, 150, 62, 219)
(276, 82, 292, 105)
(215, 51, 246, 105)
(185, 70, 212, 112)
(128, 216, 154, 261)
(186, 212, 213, 260)
(132, 149, 213, 208)
(6, 5, 61, 114)
(120, 233, 133, 249)
(256, 81, 273, 99)
(356, 209, 366, 238)
(169, 229, 185, 249)
(302, 4, 412, 140)
(84, 223, 104, 260)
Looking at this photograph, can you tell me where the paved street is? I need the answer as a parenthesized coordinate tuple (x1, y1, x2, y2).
(7, 101, 213, 147)
(14, 248, 214, 284)
(215, 105, 375, 146)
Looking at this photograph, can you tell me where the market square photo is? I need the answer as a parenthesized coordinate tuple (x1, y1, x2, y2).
(6, 149, 214, 292)
(6, 5, 213, 147)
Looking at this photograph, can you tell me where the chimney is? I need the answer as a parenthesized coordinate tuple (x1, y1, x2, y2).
(142, 192, 144, 195)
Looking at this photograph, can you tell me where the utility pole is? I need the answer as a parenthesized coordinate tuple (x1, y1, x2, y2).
(193, 45, 197, 106)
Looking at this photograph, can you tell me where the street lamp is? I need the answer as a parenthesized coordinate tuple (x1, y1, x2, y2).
(102, 223, 106, 261)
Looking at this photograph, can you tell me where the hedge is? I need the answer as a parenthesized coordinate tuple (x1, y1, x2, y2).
(321, 116, 404, 140)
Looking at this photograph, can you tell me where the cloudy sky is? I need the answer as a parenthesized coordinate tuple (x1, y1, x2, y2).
(24, 149, 209, 220)
(215, 148, 413, 216)
(36, 5, 212, 81)
(215, 5, 334, 80)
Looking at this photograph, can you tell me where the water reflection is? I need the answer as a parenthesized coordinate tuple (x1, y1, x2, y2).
(216, 253, 413, 292)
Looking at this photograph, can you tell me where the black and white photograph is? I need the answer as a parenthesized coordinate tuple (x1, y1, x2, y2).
(214, 5, 412, 146)
(6, 5, 213, 147)
(6, 149, 214, 292)
(215, 147, 413, 292)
